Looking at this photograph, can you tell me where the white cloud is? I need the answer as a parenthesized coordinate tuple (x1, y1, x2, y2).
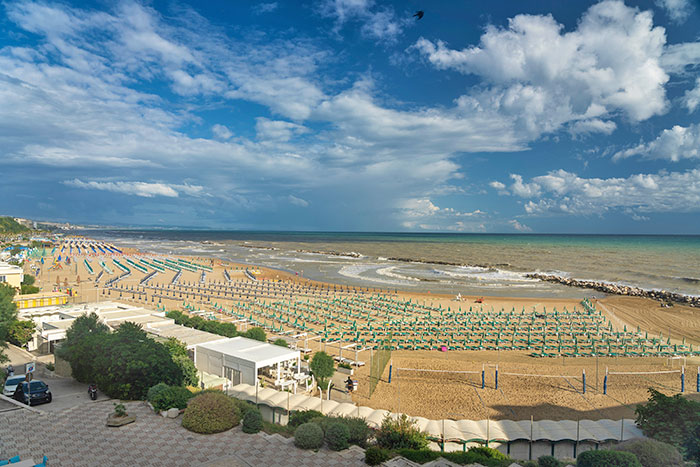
(414, 1, 669, 137)
(613, 124, 700, 161)
(502, 169, 700, 216)
(288, 195, 309, 207)
(256, 118, 308, 142)
(508, 219, 532, 232)
(212, 124, 233, 140)
(509, 174, 541, 198)
(656, 0, 693, 23)
(320, 0, 408, 41)
(569, 119, 617, 135)
(64, 179, 204, 198)
(253, 2, 278, 15)
(661, 42, 700, 74)
(683, 78, 700, 112)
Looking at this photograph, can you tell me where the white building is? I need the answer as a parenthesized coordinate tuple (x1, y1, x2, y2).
(195, 337, 303, 390)
(0, 261, 23, 288)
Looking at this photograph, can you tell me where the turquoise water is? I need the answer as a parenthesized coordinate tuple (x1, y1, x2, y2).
(81, 231, 700, 297)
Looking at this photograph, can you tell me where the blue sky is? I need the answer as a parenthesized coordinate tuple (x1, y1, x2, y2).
(1, 0, 700, 233)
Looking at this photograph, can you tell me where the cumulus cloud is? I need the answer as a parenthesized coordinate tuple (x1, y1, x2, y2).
(683, 78, 700, 112)
(414, 1, 669, 137)
(212, 124, 233, 140)
(509, 174, 541, 198)
(499, 169, 700, 216)
(396, 198, 485, 231)
(661, 42, 700, 74)
(613, 124, 700, 161)
(656, 0, 693, 23)
(508, 219, 532, 232)
(256, 118, 308, 142)
(64, 179, 204, 198)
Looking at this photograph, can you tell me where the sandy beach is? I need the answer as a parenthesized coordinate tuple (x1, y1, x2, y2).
(24, 237, 700, 421)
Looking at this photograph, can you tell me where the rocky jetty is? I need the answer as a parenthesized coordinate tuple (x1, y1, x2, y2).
(295, 249, 362, 258)
(527, 273, 700, 308)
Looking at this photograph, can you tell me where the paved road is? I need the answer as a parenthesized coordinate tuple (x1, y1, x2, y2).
(2, 373, 110, 413)
(0, 401, 367, 466)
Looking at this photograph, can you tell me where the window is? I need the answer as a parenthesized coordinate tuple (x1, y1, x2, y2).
(0, 276, 5, 283)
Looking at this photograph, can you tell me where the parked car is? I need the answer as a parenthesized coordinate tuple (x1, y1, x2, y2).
(13, 380, 52, 406)
(2, 374, 26, 397)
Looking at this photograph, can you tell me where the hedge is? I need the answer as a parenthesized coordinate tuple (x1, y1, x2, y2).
(294, 422, 324, 450)
(577, 450, 642, 467)
(365, 446, 391, 466)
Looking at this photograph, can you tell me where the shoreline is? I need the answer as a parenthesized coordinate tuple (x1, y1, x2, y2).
(528, 273, 700, 308)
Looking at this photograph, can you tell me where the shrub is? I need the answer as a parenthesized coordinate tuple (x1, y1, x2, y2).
(342, 417, 371, 447)
(442, 446, 510, 466)
(289, 409, 324, 428)
(576, 450, 642, 467)
(294, 422, 324, 450)
(325, 421, 350, 451)
(375, 414, 429, 450)
(149, 385, 194, 412)
(182, 391, 240, 434)
(242, 409, 263, 434)
(612, 438, 683, 467)
(273, 338, 288, 347)
(45, 362, 55, 372)
(396, 449, 440, 463)
(537, 455, 562, 467)
(365, 446, 391, 466)
(147, 383, 169, 405)
(233, 398, 257, 419)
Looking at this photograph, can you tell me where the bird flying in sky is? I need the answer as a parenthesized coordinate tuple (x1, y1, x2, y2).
(414, 10, 424, 20)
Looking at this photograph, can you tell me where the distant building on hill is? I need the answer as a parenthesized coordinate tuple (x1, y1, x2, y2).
(0, 260, 23, 288)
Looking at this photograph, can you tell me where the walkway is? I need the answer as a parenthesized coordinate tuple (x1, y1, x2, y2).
(0, 401, 366, 466)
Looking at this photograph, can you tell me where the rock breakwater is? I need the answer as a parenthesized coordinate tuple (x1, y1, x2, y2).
(527, 273, 700, 308)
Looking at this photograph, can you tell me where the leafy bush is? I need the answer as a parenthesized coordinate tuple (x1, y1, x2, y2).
(182, 391, 240, 434)
(635, 388, 700, 459)
(341, 417, 371, 447)
(294, 422, 324, 450)
(441, 446, 510, 466)
(325, 421, 350, 451)
(242, 409, 263, 434)
(273, 338, 288, 347)
(289, 410, 324, 428)
(537, 455, 562, 467)
(147, 383, 169, 404)
(232, 398, 257, 419)
(576, 450, 642, 467)
(365, 446, 391, 466)
(149, 385, 194, 412)
(612, 438, 683, 467)
(395, 449, 440, 463)
(375, 414, 429, 450)
(243, 327, 267, 342)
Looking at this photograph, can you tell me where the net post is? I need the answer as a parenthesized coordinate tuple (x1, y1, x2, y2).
(388, 360, 392, 384)
(697, 367, 699, 393)
(482, 364, 485, 389)
(495, 365, 499, 390)
(603, 367, 608, 395)
(582, 369, 586, 394)
(681, 366, 685, 393)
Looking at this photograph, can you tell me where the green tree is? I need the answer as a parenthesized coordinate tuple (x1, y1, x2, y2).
(243, 327, 266, 342)
(273, 338, 288, 347)
(635, 388, 700, 460)
(8, 320, 36, 347)
(0, 283, 19, 363)
(20, 275, 39, 295)
(91, 322, 184, 399)
(310, 351, 335, 390)
(56, 312, 109, 382)
(163, 337, 198, 387)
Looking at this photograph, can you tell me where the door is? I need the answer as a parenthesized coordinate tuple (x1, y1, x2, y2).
(224, 366, 241, 385)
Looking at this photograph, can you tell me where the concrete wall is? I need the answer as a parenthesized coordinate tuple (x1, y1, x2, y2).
(54, 354, 72, 378)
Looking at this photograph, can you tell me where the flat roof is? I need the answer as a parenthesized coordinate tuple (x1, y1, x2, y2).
(197, 337, 300, 369)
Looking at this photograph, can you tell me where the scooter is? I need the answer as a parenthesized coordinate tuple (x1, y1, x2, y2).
(88, 383, 97, 400)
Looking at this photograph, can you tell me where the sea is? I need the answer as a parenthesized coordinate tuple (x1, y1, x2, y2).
(77, 231, 700, 299)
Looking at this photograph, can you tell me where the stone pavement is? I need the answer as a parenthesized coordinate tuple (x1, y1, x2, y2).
(0, 401, 366, 466)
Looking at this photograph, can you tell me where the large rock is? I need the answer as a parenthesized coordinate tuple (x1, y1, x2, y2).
(106, 414, 136, 427)
(166, 408, 180, 419)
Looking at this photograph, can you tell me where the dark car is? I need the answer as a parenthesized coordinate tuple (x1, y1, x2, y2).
(13, 380, 52, 406)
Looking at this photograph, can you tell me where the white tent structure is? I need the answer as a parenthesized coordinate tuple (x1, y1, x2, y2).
(195, 337, 302, 388)
(228, 382, 645, 460)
